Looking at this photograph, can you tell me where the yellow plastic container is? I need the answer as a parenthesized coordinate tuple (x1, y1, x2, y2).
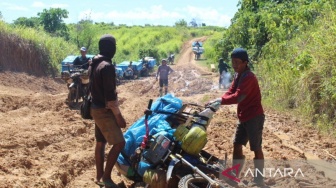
(174, 125, 189, 141)
(181, 125, 207, 156)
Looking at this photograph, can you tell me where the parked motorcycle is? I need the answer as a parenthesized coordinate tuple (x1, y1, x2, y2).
(62, 64, 89, 107)
(116, 95, 226, 188)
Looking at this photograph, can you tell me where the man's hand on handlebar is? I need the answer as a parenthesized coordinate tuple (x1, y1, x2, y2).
(205, 98, 222, 107)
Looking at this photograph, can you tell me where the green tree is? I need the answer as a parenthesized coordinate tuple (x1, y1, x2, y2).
(138, 47, 159, 60)
(74, 19, 95, 51)
(175, 19, 187, 27)
(189, 18, 198, 27)
(13, 17, 40, 28)
(0, 11, 2, 20)
(38, 8, 69, 39)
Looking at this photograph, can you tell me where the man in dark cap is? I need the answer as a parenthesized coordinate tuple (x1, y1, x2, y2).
(73, 46, 90, 69)
(207, 48, 265, 186)
(89, 34, 126, 188)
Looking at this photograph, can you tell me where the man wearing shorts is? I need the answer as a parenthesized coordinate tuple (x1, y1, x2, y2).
(208, 48, 265, 186)
(89, 34, 126, 188)
(156, 59, 174, 97)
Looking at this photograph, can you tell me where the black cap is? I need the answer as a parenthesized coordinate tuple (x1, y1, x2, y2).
(231, 48, 249, 62)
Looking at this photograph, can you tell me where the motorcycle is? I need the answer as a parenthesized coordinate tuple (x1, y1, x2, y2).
(62, 64, 89, 107)
(168, 54, 175, 65)
(115, 94, 227, 188)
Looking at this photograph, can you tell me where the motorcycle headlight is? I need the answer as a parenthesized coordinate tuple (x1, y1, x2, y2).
(61, 71, 70, 80)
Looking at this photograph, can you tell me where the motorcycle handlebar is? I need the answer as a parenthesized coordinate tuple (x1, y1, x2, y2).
(147, 99, 153, 110)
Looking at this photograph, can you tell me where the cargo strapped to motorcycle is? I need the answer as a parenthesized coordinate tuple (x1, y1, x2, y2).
(142, 134, 172, 165)
(155, 110, 209, 127)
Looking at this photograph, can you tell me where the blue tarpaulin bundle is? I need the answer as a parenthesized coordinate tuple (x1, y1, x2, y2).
(117, 94, 183, 176)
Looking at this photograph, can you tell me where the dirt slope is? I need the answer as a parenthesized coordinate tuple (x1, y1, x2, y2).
(0, 37, 336, 188)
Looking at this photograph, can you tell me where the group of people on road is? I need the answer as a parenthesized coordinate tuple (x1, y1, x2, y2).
(72, 35, 264, 187)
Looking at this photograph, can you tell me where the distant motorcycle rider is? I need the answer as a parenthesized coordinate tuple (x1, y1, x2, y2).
(73, 47, 90, 69)
(218, 58, 231, 88)
(156, 59, 174, 97)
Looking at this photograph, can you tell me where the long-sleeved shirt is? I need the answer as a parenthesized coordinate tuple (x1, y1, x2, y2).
(221, 69, 264, 122)
(89, 55, 117, 108)
(73, 55, 90, 69)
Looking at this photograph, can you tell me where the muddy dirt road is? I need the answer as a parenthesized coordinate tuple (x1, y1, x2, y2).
(0, 37, 336, 188)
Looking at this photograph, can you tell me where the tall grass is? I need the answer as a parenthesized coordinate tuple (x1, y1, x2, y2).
(72, 25, 221, 64)
(1, 21, 221, 76)
(0, 21, 76, 76)
(259, 8, 336, 134)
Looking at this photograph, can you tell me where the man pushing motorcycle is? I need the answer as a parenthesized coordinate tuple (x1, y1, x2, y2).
(208, 48, 265, 186)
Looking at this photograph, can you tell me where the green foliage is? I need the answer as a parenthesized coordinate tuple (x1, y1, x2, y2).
(175, 19, 187, 27)
(205, 0, 336, 132)
(38, 8, 69, 39)
(68, 19, 96, 50)
(66, 25, 216, 64)
(259, 3, 336, 132)
(0, 21, 76, 75)
(13, 17, 40, 28)
(139, 48, 159, 61)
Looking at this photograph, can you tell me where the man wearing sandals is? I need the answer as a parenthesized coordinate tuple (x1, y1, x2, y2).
(89, 34, 126, 188)
(208, 48, 265, 186)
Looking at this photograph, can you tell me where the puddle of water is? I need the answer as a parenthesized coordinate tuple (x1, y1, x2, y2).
(275, 132, 336, 181)
(305, 153, 336, 180)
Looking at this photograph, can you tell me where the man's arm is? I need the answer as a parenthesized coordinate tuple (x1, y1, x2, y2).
(169, 66, 174, 74)
(73, 56, 80, 66)
(102, 64, 126, 128)
(156, 66, 160, 79)
(221, 75, 255, 105)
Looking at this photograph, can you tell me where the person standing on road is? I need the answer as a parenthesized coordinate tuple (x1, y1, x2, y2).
(218, 58, 231, 89)
(156, 59, 174, 97)
(73, 47, 90, 69)
(208, 48, 265, 186)
(89, 34, 126, 188)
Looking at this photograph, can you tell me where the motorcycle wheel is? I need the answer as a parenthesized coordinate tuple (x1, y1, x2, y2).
(74, 85, 80, 106)
(178, 174, 210, 188)
(67, 87, 78, 107)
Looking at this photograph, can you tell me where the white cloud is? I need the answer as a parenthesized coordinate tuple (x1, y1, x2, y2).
(32, 2, 68, 9)
(183, 6, 231, 26)
(74, 5, 231, 26)
(32, 1, 46, 8)
(2, 2, 28, 11)
(78, 5, 183, 25)
(51, 3, 68, 8)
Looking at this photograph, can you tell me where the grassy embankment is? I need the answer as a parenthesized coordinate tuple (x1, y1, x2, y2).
(258, 8, 336, 134)
(0, 21, 76, 76)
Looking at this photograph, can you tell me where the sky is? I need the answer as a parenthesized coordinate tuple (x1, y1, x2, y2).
(0, 0, 240, 27)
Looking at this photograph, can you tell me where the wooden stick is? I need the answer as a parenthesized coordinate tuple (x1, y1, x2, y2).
(323, 149, 336, 160)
